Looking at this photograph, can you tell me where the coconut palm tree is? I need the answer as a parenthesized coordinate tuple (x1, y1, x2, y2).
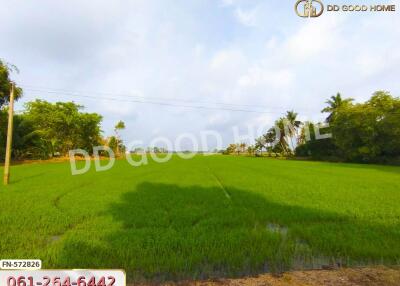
(275, 118, 291, 155)
(114, 120, 125, 156)
(298, 121, 313, 144)
(285, 110, 302, 149)
(322, 93, 353, 122)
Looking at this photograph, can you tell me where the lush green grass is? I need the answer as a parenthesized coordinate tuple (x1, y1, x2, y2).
(0, 156, 400, 281)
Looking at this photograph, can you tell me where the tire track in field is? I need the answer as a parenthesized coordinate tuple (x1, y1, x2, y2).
(48, 164, 168, 245)
(53, 182, 92, 210)
(52, 164, 168, 211)
(206, 163, 232, 200)
(49, 181, 97, 246)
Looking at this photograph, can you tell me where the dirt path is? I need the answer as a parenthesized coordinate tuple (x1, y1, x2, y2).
(134, 266, 400, 286)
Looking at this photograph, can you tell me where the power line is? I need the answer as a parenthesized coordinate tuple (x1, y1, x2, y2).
(25, 88, 284, 114)
(20, 84, 277, 109)
(21, 85, 400, 116)
(20, 84, 319, 113)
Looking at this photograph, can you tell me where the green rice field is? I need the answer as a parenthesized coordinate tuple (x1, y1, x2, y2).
(0, 156, 399, 281)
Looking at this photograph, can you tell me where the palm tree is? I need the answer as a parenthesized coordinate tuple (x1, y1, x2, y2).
(114, 120, 125, 156)
(298, 121, 312, 144)
(275, 118, 290, 155)
(285, 110, 302, 149)
(322, 93, 353, 122)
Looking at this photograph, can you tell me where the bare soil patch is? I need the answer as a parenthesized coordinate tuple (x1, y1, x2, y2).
(134, 266, 400, 286)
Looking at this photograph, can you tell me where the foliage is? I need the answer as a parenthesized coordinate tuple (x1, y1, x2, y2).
(295, 91, 399, 163)
(1, 100, 103, 159)
(224, 143, 248, 155)
(223, 143, 238, 155)
(246, 145, 255, 155)
(113, 120, 126, 156)
(321, 92, 354, 123)
(0, 110, 48, 160)
(108, 135, 126, 155)
(253, 112, 301, 156)
(0, 60, 23, 107)
(114, 120, 125, 131)
(295, 122, 339, 159)
(23, 100, 103, 156)
(330, 91, 400, 163)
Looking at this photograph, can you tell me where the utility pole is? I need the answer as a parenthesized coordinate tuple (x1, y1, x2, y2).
(4, 83, 15, 185)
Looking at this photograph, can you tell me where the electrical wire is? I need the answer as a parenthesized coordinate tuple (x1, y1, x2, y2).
(21, 85, 400, 116)
(23, 88, 292, 115)
(20, 84, 287, 110)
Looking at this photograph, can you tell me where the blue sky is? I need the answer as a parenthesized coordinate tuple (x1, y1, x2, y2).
(1, 0, 399, 150)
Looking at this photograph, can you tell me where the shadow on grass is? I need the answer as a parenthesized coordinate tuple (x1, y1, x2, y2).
(55, 182, 400, 282)
(287, 157, 400, 175)
(323, 162, 400, 175)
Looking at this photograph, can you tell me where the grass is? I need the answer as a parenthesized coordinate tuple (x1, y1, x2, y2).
(0, 155, 399, 282)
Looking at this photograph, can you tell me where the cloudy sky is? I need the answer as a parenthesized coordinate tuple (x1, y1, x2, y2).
(1, 0, 399, 150)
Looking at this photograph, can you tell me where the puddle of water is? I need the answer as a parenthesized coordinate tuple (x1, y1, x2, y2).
(266, 223, 288, 236)
(293, 256, 335, 270)
(270, 232, 348, 271)
(293, 242, 348, 271)
(49, 235, 61, 243)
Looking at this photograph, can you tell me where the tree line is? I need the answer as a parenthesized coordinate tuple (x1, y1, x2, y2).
(2, 60, 400, 164)
(0, 100, 128, 160)
(0, 60, 125, 160)
(225, 91, 400, 164)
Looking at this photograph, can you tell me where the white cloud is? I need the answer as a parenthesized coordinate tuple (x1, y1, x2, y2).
(234, 8, 257, 27)
(209, 49, 246, 71)
(284, 15, 346, 62)
(98, 100, 138, 117)
(355, 52, 386, 77)
(1, 0, 399, 148)
(220, 0, 236, 7)
(193, 44, 205, 57)
(238, 67, 294, 89)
